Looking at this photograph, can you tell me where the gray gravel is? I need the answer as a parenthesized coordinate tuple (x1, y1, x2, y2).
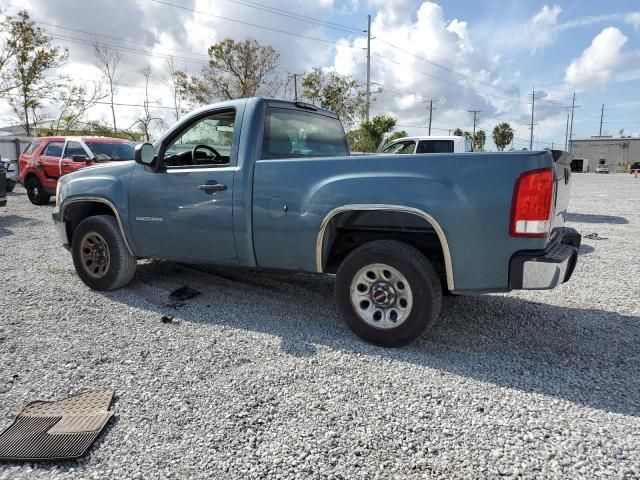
(1, 173, 639, 479)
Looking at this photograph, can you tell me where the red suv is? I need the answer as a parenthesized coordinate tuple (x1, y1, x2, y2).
(19, 137, 135, 205)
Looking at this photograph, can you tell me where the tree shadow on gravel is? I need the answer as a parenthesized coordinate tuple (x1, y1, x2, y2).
(107, 261, 640, 418)
(567, 212, 629, 224)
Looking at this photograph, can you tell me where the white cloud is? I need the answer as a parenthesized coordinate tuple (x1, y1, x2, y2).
(565, 27, 630, 90)
(490, 4, 562, 54)
(627, 12, 640, 31)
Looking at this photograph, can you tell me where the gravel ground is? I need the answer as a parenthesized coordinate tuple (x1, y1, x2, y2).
(0, 173, 639, 479)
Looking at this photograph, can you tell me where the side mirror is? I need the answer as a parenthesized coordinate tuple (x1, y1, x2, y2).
(135, 143, 156, 166)
(72, 155, 89, 163)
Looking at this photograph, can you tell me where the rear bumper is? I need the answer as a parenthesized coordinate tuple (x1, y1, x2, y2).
(509, 227, 581, 290)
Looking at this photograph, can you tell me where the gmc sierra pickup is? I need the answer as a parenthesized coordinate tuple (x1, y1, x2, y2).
(53, 98, 580, 346)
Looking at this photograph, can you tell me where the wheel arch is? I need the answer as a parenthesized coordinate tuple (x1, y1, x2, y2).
(60, 197, 134, 256)
(316, 204, 455, 291)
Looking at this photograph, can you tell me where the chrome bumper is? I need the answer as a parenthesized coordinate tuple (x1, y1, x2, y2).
(52, 207, 69, 248)
(509, 228, 581, 290)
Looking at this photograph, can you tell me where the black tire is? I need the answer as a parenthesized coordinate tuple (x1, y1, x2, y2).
(25, 176, 51, 205)
(335, 240, 442, 347)
(72, 215, 137, 291)
(6, 181, 15, 192)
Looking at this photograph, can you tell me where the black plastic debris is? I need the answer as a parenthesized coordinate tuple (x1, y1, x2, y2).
(169, 286, 201, 301)
(584, 232, 608, 240)
(161, 315, 175, 324)
(0, 389, 114, 461)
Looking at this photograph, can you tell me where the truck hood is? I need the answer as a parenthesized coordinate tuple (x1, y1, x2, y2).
(63, 160, 136, 181)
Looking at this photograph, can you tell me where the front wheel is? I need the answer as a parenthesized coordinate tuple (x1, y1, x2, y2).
(335, 240, 442, 347)
(72, 215, 137, 291)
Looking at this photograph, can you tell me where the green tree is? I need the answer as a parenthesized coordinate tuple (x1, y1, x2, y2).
(347, 115, 397, 152)
(453, 128, 464, 137)
(492, 122, 515, 151)
(474, 129, 486, 152)
(301, 68, 365, 128)
(2, 10, 67, 136)
(179, 38, 281, 105)
(385, 130, 408, 144)
(53, 81, 106, 135)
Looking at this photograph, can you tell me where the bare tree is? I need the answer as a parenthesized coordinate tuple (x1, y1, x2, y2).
(93, 40, 121, 133)
(162, 56, 183, 121)
(53, 81, 107, 135)
(133, 65, 165, 142)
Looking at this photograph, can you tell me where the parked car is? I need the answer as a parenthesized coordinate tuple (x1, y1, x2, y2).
(18, 137, 135, 205)
(0, 160, 6, 207)
(379, 135, 472, 155)
(1, 156, 18, 192)
(630, 162, 640, 174)
(53, 98, 581, 346)
(596, 164, 609, 174)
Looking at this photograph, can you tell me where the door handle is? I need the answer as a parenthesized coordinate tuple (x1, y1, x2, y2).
(198, 182, 227, 193)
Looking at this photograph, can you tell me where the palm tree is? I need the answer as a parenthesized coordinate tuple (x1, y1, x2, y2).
(492, 122, 514, 151)
(474, 130, 486, 151)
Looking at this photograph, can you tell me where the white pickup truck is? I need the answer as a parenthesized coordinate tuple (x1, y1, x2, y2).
(380, 135, 472, 155)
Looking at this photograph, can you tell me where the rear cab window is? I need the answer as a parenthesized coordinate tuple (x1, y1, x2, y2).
(43, 142, 64, 157)
(262, 108, 348, 160)
(417, 140, 454, 154)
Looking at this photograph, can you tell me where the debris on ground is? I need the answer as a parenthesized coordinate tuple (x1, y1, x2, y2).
(0, 390, 114, 461)
(168, 286, 201, 301)
(161, 315, 175, 324)
(584, 232, 609, 240)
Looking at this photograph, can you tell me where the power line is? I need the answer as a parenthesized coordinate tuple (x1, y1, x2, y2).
(149, 0, 361, 48)
(215, 0, 365, 34)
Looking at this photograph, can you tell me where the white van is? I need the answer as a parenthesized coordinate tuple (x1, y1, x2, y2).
(379, 136, 473, 155)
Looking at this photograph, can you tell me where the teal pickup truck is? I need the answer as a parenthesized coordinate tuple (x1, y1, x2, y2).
(53, 98, 580, 346)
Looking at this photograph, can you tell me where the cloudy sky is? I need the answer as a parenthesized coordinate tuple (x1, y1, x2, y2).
(2, 0, 640, 149)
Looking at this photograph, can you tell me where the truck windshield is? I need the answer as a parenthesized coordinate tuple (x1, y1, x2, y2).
(87, 142, 135, 161)
(262, 108, 348, 159)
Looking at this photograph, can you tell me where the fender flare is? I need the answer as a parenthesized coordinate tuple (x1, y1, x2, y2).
(316, 204, 455, 291)
(60, 197, 135, 256)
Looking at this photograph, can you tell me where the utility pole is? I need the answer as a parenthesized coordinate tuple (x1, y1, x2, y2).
(568, 92, 577, 153)
(365, 14, 371, 123)
(529, 85, 535, 150)
(468, 110, 481, 151)
(293, 73, 299, 102)
(564, 112, 570, 151)
(599, 103, 604, 136)
(424, 99, 436, 135)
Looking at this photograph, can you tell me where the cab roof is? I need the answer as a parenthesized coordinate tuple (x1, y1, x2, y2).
(33, 136, 133, 143)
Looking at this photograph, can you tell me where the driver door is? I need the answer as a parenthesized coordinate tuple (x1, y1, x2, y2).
(128, 108, 239, 264)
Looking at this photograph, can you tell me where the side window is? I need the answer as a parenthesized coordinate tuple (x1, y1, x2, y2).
(164, 109, 236, 167)
(63, 141, 87, 159)
(44, 142, 64, 157)
(23, 141, 41, 154)
(383, 141, 415, 154)
(417, 140, 454, 153)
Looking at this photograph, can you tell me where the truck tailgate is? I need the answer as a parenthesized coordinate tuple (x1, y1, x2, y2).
(551, 151, 573, 235)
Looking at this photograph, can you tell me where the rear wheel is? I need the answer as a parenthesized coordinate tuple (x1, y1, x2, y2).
(72, 215, 137, 291)
(25, 176, 51, 205)
(335, 240, 442, 347)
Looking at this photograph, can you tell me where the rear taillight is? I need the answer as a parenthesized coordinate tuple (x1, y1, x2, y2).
(510, 168, 555, 238)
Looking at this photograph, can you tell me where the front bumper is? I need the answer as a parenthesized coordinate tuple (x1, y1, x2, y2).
(509, 227, 581, 290)
(52, 206, 69, 249)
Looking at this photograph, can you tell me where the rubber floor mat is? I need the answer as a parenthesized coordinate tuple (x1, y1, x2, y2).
(0, 389, 114, 461)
